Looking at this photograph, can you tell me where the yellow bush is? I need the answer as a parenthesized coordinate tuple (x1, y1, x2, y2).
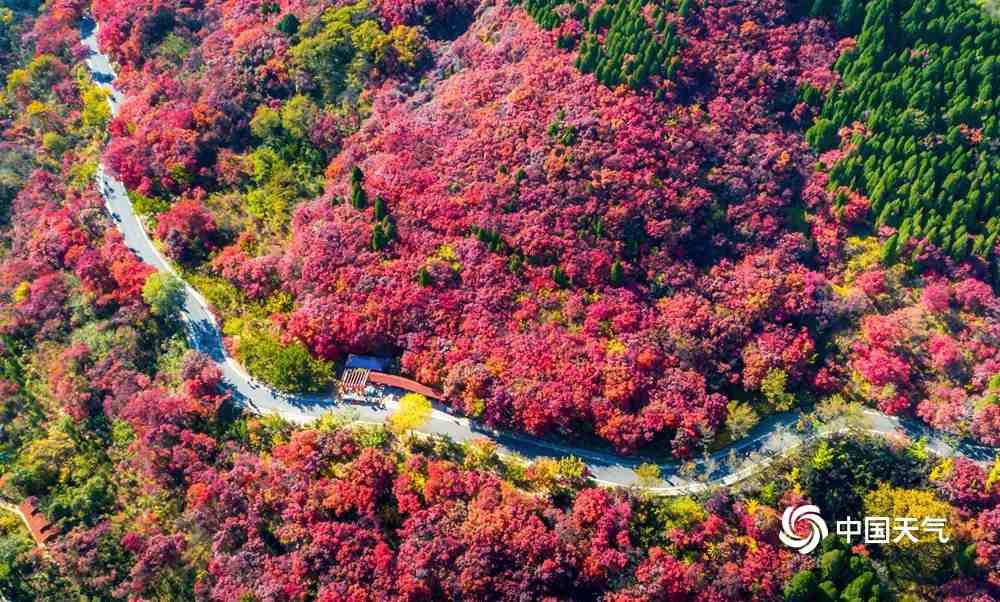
(12, 281, 29, 303)
(389, 392, 432, 433)
(81, 85, 110, 130)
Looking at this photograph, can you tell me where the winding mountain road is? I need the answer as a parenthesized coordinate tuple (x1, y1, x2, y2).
(80, 19, 997, 494)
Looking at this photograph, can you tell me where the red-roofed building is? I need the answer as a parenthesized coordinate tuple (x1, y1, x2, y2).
(0, 498, 55, 549)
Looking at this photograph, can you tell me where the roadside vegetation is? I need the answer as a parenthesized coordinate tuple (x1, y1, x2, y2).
(0, 0, 998, 599)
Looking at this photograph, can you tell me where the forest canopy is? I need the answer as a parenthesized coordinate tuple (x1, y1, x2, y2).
(0, 0, 999, 598)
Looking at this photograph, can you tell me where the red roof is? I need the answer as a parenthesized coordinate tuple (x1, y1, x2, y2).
(367, 372, 443, 400)
(19, 499, 55, 546)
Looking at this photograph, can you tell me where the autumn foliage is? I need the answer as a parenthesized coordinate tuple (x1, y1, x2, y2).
(3, 0, 1000, 598)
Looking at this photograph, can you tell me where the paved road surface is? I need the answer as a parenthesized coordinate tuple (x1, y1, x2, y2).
(79, 18, 997, 494)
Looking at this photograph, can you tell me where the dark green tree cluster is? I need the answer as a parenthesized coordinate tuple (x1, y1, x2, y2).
(800, 435, 927, 519)
(517, 0, 588, 30)
(610, 259, 625, 285)
(575, 0, 685, 90)
(351, 168, 396, 251)
(552, 265, 570, 287)
(795, 0, 866, 34)
(417, 265, 432, 287)
(805, 0, 1000, 264)
(276, 13, 300, 36)
(784, 537, 890, 602)
(515, 0, 687, 91)
(466, 204, 567, 279)
(351, 165, 368, 209)
(468, 223, 531, 276)
(371, 215, 396, 251)
(547, 113, 578, 146)
(471, 225, 508, 253)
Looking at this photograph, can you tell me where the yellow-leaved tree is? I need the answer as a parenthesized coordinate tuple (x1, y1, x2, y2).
(389, 393, 431, 434)
(862, 484, 958, 583)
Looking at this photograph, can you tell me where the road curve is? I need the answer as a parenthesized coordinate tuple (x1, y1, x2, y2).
(79, 18, 997, 494)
